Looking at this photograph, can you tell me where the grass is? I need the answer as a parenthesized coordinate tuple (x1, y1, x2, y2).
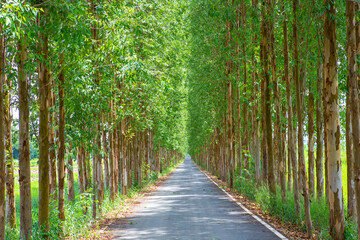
(230, 143, 357, 240)
(6, 157, 183, 239)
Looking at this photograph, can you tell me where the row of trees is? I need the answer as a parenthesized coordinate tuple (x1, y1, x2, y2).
(188, 0, 359, 239)
(0, 0, 187, 239)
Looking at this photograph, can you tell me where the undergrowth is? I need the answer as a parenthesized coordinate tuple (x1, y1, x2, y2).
(5, 158, 183, 239)
(233, 172, 357, 240)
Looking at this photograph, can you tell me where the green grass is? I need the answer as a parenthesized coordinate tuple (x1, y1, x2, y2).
(229, 144, 356, 240)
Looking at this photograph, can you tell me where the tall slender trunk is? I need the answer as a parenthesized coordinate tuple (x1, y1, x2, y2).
(58, 52, 65, 222)
(0, 16, 5, 240)
(4, 46, 16, 228)
(38, 6, 50, 233)
(346, 90, 356, 219)
(316, 54, 324, 200)
(113, 119, 118, 193)
(269, 7, 284, 199)
(283, 4, 300, 218)
(121, 119, 127, 195)
(49, 78, 57, 198)
(67, 144, 75, 202)
(109, 101, 115, 200)
(97, 122, 104, 209)
(102, 116, 109, 190)
(251, 0, 260, 183)
(18, 37, 31, 239)
(346, 2, 356, 220)
(260, 4, 268, 184)
(308, 89, 315, 198)
(293, 0, 312, 235)
(261, 0, 275, 195)
(241, 1, 248, 175)
(92, 139, 97, 219)
(347, 0, 360, 235)
(324, 1, 345, 238)
(77, 147, 84, 194)
(235, 5, 241, 173)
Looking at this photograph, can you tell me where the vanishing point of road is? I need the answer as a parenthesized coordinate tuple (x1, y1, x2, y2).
(111, 157, 287, 240)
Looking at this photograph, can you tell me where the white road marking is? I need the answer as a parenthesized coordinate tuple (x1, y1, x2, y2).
(201, 170, 288, 240)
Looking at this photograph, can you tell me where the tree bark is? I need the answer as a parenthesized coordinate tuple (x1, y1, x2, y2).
(121, 119, 127, 195)
(38, 6, 50, 233)
(347, 0, 360, 235)
(18, 37, 32, 239)
(283, 3, 300, 218)
(67, 145, 75, 202)
(77, 147, 84, 194)
(261, 0, 275, 195)
(241, 1, 248, 176)
(316, 54, 324, 200)
(109, 101, 115, 200)
(0, 17, 5, 240)
(4, 39, 16, 228)
(102, 116, 109, 190)
(49, 78, 57, 199)
(269, 5, 284, 199)
(293, 0, 312, 235)
(58, 52, 65, 221)
(324, 1, 345, 238)
(308, 89, 315, 198)
(251, 0, 260, 184)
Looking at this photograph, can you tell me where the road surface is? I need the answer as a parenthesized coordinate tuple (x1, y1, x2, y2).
(111, 157, 285, 240)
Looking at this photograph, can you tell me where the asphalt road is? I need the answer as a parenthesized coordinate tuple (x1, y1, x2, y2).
(111, 157, 285, 240)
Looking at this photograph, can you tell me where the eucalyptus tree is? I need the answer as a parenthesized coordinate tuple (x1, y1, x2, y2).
(0, 3, 5, 238)
(323, 0, 345, 238)
(347, 0, 360, 236)
(293, 0, 312, 235)
(37, 2, 50, 233)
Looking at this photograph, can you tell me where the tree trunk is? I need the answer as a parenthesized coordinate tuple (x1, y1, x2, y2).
(260, 5, 268, 184)
(251, 0, 260, 183)
(58, 52, 65, 222)
(97, 122, 104, 210)
(4, 44, 16, 228)
(0, 17, 5, 240)
(77, 147, 84, 194)
(261, 0, 275, 195)
(102, 116, 109, 190)
(38, 6, 50, 234)
(283, 4, 300, 218)
(121, 119, 127, 195)
(113, 119, 119, 194)
(49, 78, 57, 199)
(92, 140, 97, 219)
(346, 1, 356, 220)
(346, 91, 356, 220)
(109, 101, 115, 200)
(293, 0, 312, 235)
(308, 89, 315, 198)
(316, 54, 324, 200)
(324, 1, 345, 238)
(269, 6, 284, 199)
(67, 145, 75, 202)
(18, 37, 32, 240)
(347, 0, 360, 236)
(241, 1, 248, 176)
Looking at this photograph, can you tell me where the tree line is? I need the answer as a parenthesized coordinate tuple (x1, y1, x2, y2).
(188, 0, 359, 239)
(0, 0, 187, 239)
